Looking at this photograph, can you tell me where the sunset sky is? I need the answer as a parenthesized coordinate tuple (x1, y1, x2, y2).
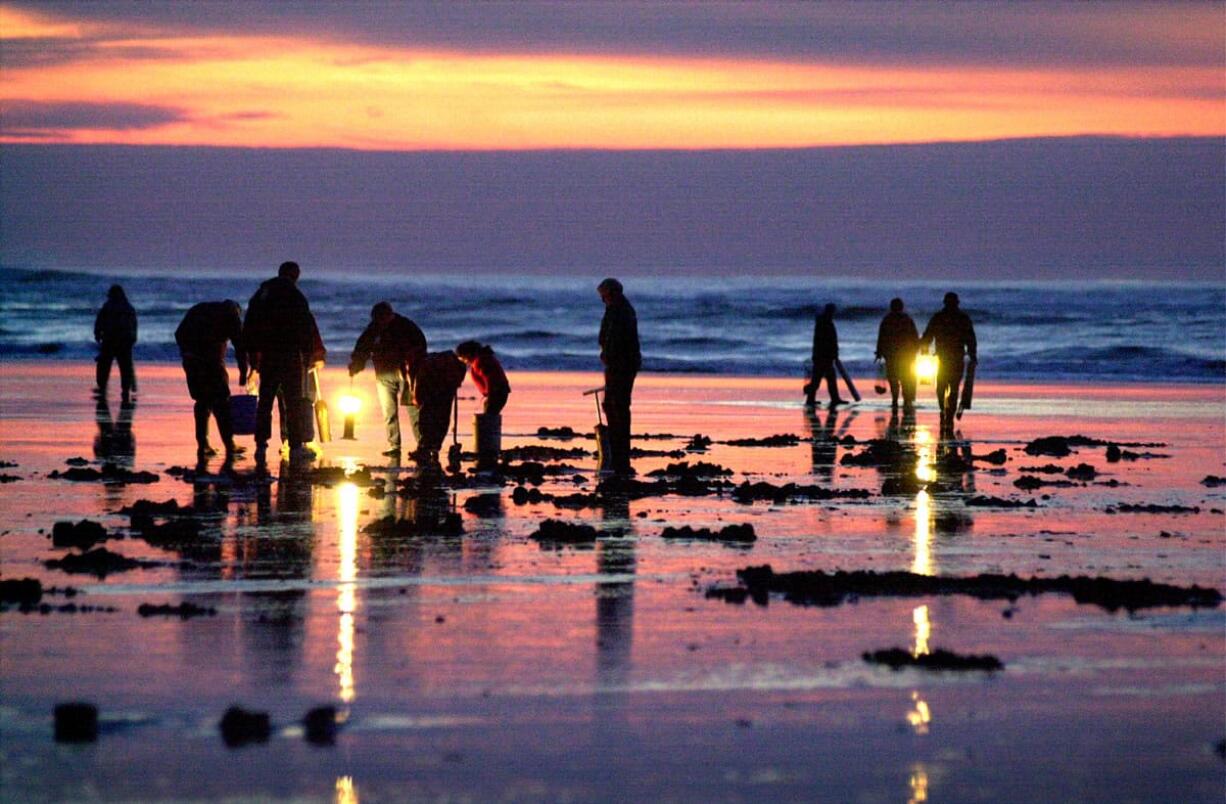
(1, 1, 1223, 276)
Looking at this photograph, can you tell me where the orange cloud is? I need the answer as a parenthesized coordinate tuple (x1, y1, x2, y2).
(1, 5, 1222, 150)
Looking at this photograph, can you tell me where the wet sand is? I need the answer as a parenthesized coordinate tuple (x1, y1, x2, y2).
(2, 362, 1224, 802)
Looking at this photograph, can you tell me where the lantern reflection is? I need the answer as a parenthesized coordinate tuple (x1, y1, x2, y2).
(912, 490, 934, 576)
(336, 482, 359, 705)
(908, 765, 929, 803)
(335, 775, 358, 804)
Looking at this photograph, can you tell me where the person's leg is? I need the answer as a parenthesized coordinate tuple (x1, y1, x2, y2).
(281, 353, 310, 448)
(376, 373, 401, 452)
(96, 345, 114, 391)
(193, 400, 212, 452)
(118, 344, 136, 394)
(603, 372, 635, 472)
(484, 388, 508, 416)
(821, 361, 841, 404)
(902, 361, 918, 409)
(255, 365, 282, 451)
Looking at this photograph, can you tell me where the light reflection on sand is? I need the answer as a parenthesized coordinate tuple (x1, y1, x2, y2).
(1, 364, 1223, 801)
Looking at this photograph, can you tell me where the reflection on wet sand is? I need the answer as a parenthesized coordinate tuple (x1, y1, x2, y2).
(335, 775, 358, 804)
(336, 482, 359, 706)
(908, 764, 929, 804)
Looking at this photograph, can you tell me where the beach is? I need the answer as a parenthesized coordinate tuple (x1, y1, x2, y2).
(1, 361, 1223, 801)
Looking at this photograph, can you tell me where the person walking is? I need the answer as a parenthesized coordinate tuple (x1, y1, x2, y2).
(875, 297, 920, 411)
(244, 261, 325, 463)
(921, 292, 977, 436)
(455, 340, 510, 416)
(175, 300, 248, 460)
(597, 278, 641, 475)
(806, 303, 846, 408)
(348, 301, 427, 456)
(94, 284, 138, 400)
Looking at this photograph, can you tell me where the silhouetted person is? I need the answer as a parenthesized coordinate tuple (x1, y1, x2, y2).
(806, 303, 846, 408)
(94, 284, 137, 400)
(876, 297, 920, 411)
(597, 278, 641, 476)
(349, 301, 427, 456)
(921, 292, 977, 436)
(244, 261, 325, 463)
(412, 350, 467, 463)
(456, 340, 510, 415)
(176, 300, 248, 459)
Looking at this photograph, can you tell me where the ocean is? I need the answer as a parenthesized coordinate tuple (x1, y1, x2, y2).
(1, 267, 1222, 383)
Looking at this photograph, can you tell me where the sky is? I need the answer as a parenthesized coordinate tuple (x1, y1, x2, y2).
(1, 1, 1223, 278)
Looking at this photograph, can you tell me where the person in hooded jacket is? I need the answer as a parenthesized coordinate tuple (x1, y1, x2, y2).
(349, 301, 427, 456)
(243, 261, 325, 461)
(412, 350, 468, 461)
(455, 340, 510, 415)
(176, 300, 247, 459)
(94, 284, 138, 399)
(921, 292, 978, 435)
(875, 297, 920, 411)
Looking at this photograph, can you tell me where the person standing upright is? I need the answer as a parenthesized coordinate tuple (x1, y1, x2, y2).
(348, 301, 427, 457)
(875, 297, 920, 411)
(175, 300, 247, 460)
(94, 284, 138, 401)
(597, 278, 641, 475)
(244, 261, 325, 463)
(806, 303, 846, 408)
(921, 292, 977, 436)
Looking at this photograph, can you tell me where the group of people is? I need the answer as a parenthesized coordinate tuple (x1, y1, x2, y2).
(95, 267, 970, 470)
(808, 292, 978, 434)
(104, 261, 512, 466)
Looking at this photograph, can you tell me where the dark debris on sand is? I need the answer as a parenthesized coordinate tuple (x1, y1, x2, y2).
(660, 523, 756, 544)
(45, 547, 163, 577)
(303, 706, 340, 745)
(1, 578, 44, 605)
(863, 647, 1003, 672)
(1200, 476, 1226, 488)
(733, 481, 871, 505)
(51, 519, 114, 549)
(965, 495, 1039, 508)
(0, 474, 19, 483)
(706, 565, 1222, 613)
(55, 702, 99, 743)
(1107, 503, 1201, 514)
(537, 426, 584, 440)
(502, 445, 592, 461)
(363, 513, 463, 538)
(49, 463, 159, 484)
(647, 461, 733, 479)
(219, 706, 270, 747)
(529, 518, 600, 547)
(1014, 476, 1077, 491)
(137, 601, 217, 619)
(723, 433, 801, 448)
(1025, 435, 1165, 458)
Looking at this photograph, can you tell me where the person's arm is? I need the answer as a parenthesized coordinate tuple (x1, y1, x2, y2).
(920, 317, 935, 351)
(229, 309, 249, 384)
(966, 317, 978, 363)
(349, 323, 377, 375)
(310, 317, 326, 367)
(875, 319, 887, 360)
(94, 306, 105, 343)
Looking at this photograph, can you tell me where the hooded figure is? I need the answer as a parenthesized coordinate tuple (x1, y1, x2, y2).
(876, 297, 920, 410)
(806, 303, 846, 408)
(921, 292, 978, 434)
(94, 285, 138, 398)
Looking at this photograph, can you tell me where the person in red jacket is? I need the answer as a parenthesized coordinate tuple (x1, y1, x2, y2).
(456, 340, 510, 415)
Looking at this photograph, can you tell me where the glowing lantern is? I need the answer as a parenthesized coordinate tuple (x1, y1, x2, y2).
(914, 354, 939, 385)
(338, 394, 361, 440)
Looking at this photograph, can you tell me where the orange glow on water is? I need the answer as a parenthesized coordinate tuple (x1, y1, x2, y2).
(1, 7, 1221, 150)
